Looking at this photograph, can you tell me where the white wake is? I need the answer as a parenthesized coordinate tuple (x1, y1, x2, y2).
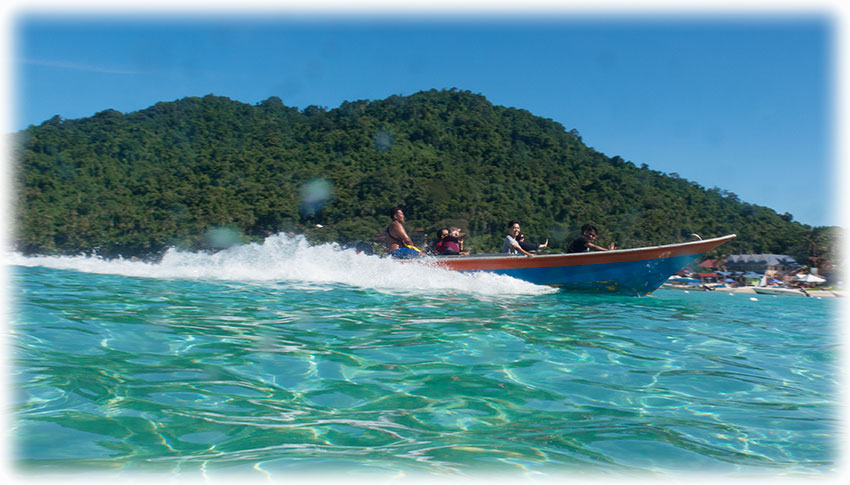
(5, 233, 555, 297)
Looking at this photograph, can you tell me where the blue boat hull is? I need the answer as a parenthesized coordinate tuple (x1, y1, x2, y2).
(434, 235, 736, 296)
(476, 253, 701, 295)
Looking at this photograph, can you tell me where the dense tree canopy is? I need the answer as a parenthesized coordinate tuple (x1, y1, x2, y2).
(11, 89, 841, 267)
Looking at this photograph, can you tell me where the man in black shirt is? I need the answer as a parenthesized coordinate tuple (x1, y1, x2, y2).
(567, 223, 615, 253)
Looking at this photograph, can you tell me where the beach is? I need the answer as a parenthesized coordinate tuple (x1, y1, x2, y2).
(703, 286, 842, 298)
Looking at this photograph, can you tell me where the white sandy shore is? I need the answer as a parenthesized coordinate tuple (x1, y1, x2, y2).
(667, 286, 842, 298)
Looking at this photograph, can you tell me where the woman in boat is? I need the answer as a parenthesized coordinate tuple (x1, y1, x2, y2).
(517, 232, 548, 253)
(567, 223, 615, 253)
(385, 207, 422, 259)
(500, 221, 536, 257)
(448, 227, 470, 255)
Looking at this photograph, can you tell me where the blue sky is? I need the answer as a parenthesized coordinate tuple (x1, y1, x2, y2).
(9, 6, 840, 228)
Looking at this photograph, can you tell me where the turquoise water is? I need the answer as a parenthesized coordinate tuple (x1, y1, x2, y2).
(6, 235, 842, 479)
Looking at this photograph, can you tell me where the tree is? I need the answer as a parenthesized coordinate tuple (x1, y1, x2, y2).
(12, 90, 830, 262)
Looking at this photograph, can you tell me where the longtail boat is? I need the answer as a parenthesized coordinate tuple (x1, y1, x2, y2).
(430, 234, 736, 296)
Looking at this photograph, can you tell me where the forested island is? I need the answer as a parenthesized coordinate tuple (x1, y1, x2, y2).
(11, 89, 840, 268)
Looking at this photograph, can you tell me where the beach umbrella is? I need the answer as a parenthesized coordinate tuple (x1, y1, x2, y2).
(795, 273, 826, 284)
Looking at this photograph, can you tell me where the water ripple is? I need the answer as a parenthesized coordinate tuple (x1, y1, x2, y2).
(9, 266, 839, 478)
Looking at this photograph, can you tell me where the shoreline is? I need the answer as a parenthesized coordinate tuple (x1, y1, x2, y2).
(661, 285, 843, 298)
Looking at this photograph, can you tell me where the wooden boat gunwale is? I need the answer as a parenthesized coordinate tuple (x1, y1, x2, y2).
(430, 234, 737, 271)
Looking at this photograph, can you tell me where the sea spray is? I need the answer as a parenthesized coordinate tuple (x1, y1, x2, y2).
(7, 233, 555, 297)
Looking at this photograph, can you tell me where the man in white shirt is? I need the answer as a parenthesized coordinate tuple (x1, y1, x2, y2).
(500, 220, 536, 257)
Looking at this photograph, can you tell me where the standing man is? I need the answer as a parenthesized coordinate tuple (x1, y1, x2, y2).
(385, 207, 422, 259)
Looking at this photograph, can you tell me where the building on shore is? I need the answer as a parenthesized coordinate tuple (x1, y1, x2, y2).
(723, 254, 801, 277)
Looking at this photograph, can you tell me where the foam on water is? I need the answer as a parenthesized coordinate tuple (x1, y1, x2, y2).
(6, 233, 555, 297)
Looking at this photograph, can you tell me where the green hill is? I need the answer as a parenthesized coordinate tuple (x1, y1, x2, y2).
(11, 89, 839, 266)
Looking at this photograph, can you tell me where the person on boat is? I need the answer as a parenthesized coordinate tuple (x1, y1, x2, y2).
(449, 227, 470, 255)
(567, 223, 615, 253)
(517, 232, 548, 253)
(433, 228, 459, 255)
(434, 227, 469, 256)
(500, 220, 536, 257)
(385, 207, 423, 259)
